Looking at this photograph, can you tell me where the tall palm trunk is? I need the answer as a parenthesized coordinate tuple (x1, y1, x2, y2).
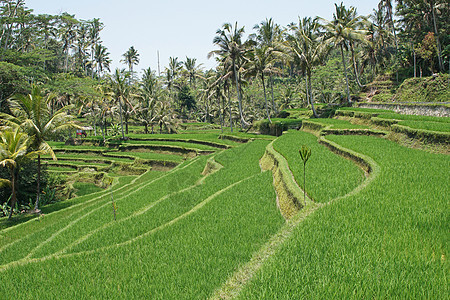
(217, 94, 224, 134)
(8, 168, 16, 219)
(413, 42, 417, 78)
(350, 43, 364, 88)
(307, 71, 318, 118)
(430, 0, 443, 71)
(101, 117, 106, 142)
(118, 97, 125, 139)
(340, 44, 351, 104)
(305, 75, 309, 107)
(270, 75, 277, 115)
(261, 73, 271, 123)
(227, 87, 233, 133)
(91, 106, 97, 136)
(232, 61, 246, 128)
(34, 155, 41, 210)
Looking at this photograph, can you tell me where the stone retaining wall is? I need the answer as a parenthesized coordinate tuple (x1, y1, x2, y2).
(358, 103, 449, 117)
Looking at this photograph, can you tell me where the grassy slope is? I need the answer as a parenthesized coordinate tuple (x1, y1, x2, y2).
(307, 118, 369, 129)
(397, 120, 450, 133)
(377, 113, 450, 123)
(239, 135, 449, 298)
(0, 140, 284, 299)
(273, 131, 364, 202)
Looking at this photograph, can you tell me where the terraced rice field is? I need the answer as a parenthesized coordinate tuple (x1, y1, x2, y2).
(0, 126, 447, 298)
(238, 134, 448, 298)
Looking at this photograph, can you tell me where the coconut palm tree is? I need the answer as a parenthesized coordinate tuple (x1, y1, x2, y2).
(209, 22, 251, 129)
(155, 100, 177, 134)
(94, 44, 111, 78)
(0, 85, 76, 211)
(109, 69, 131, 139)
(138, 67, 160, 134)
(58, 13, 79, 72)
(321, 3, 368, 104)
(245, 45, 281, 122)
(183, 57, 203, 87)
(285, 17, 328, 117)
(0, 128, 42, 218)
(88, 18, 104, 77)
(121, 46, 140, 80)
(252, 18, 282, 114)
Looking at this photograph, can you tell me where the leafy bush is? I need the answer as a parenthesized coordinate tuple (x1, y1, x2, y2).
(254, 118, 303, 136)
(395, 74, 450, 102)
(0, 159, 48, 208)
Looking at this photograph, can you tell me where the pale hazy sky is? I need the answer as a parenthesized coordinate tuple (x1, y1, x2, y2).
(26, 0, 380, 74)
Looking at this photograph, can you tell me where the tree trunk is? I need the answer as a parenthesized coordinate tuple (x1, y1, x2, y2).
(232, 61, 247, 129)
(262, 73, 271, 123)
(305, 75, 309, 107)
(34, 154, 41, 210)
(413, 42, 416, 78)
(101, 118, 106, 142)
(430, 0, 443, 71)
(340, 44, 351, 104)
(350, 43, 364, 88)
(144, 123, 148, 134)
(8, 168, 16, 219)
(270, 75, 277, 115)
(92, 106, 97, 136)
(118, 98, 125, 139)
(217, 94, 223, 134)
(227, 87, 233, 133)
(308, 72, 318, 118)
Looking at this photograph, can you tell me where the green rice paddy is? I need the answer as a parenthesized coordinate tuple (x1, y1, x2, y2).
(0, 123, 447, 298)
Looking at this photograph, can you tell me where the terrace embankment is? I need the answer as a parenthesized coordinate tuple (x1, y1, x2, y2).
(262, 127, 378, 219)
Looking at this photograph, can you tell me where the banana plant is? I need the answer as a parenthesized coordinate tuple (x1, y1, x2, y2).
(299, 145, 312, 205)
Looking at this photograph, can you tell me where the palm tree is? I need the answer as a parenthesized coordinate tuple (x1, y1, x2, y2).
(0, 128, 41, 218)
(246, 45, 280, 122)
(109, 69, 131, 139)
(285, 17, 328, 117)
(94, 84, 113, 142)
(155, 100, 176, 134)
(138, 67, 159, 134)
(209, 22, 251, 129)
(121, 46, 140, 80)
(58, 13, 79, 72)
(88, 18, 104, 77)
(321, 3, 368, 104)
(378, 0, 398, 50)
(253, 18, 282, 114)
(94, 44, 111, 78)
(1, 85, 75, 211)
(184, 57, 203, 87)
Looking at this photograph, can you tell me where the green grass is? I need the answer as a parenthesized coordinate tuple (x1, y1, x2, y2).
(376, 113, 450, 123)
(239, 135, 449, 298)
(307, 118, 369, 129)
(45, 160, 109, 168)
(73, 182, 104, 197)
(0, 140, 285, 299)
(273, 131, 364, 202)
(47, 141, 110, 150)
(113, 140, 219, 151)
(397, 120, 450, 133)
(125, 132, 239, 146)
(46, 165, 77, 172)
(104, 151, 185, 163)
(338, 107, 394, 113)
(42, 153, 133, 163)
